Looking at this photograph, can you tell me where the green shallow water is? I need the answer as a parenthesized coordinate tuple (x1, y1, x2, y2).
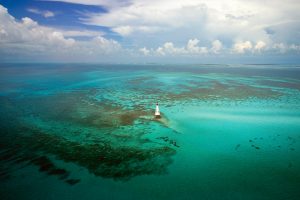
(0, 64, 300, 200)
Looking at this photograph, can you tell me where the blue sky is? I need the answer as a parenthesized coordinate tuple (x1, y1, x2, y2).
(0, 0, 299, 63)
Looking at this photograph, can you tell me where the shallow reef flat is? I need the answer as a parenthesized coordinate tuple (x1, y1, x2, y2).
(0, 64, 300, 200)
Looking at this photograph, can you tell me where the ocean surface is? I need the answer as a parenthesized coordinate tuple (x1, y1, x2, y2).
(0, 64, 300, 200)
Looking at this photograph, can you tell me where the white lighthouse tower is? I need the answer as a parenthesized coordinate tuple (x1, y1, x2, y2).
(155, 102, 161, 118)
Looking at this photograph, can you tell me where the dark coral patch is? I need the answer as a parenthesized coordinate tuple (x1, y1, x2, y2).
(30, 156, 70, 180)
(65, 179, 81, 185)
(11, 130, 176, 181)
(0, 149, 18, 162)
(156, 136, 179, 148)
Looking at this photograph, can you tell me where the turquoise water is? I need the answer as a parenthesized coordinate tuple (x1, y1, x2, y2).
(0, 64, 300, 199)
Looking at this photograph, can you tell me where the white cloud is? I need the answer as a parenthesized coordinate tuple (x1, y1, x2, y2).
(156, 47, 165, 56)
(210, 40, 222, 54)
(27, 8, 55, 18)
(233, 41, 253, 54)
(254, 41, 267, 52)
(91, 36, 121, 53)
(271, 43, 300, 54)
(112, 25, 162, 36)
(61, 0, 299, 40)
(0, 9, 74, 48)
(186, 39, 206, 54)
(155, 42, 186, 56)
(139, 37, 300, 57)
(157, 39, 209, 55)
(80, 1, 208, 37)
(60, 30, 104, 37)
(139, 47, 150, 55)
(289, 44, 300, 51)
(22, 17, 38, 27)
(144, 39, 218, 56)
(272, 43, 287, 53)
(45, 1, 300, 52)
(1, 2, 300, 62)
(161, 42, 186, 54)
(112, 26, 133, 36)
(0, 5, 122, 61)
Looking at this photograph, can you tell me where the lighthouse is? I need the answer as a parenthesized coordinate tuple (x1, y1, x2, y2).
(155, 102, 161, 118)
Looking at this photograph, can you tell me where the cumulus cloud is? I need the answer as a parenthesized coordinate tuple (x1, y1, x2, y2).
(271, 43, 300, 54)
(210, 40, 222, 54)
(160, 42, 186, 55)
(0, 5, 122, 61)
(141, 38, 299, 56)
(138, 37, 300, 57)
(186, 39, 208, 54)
(155, 42, 184, 56)
(289, 44, 300, 51)
(27, 8, 55, 18)
(254, 41, 267, 52)
(140, 39, 223, 56)
(139, 47, 150, 56)
(91, 36, 121, 53)
(232, 40, 300, 54)
(233, 41, 253, 54)
(0, 6, 75, 50)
